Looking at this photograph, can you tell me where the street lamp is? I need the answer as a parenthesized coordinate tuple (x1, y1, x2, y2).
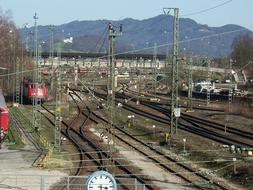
(152, 125, 156, 138)
(117, 102, 123, 118)
(183, 138, 186, 153)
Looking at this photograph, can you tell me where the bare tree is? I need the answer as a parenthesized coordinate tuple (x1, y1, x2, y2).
(231, 34, 253, 70)
(0, 11, 33, 95)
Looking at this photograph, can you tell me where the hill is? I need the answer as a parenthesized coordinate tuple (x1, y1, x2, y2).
(20, 14, 253, 57)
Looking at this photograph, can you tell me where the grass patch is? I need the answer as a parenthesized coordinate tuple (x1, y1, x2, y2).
(7, 117, 24, 149)
(44, 152, 73, 170)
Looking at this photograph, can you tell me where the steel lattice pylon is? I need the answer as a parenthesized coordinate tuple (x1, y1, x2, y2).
(54, 45, 62, 152)
(107, 22, 116, 159)
(164, 8, 179, 138)
(187, 57, 193, 111)
(152, 43, 158, 98)
(206, 59, 211, 106)
(49, 25, 54, 71)
(15, 58, 20, 104)
(32, 13, 41, 132)
(225, 59, 233, 133)
(228, 59, 233, 111)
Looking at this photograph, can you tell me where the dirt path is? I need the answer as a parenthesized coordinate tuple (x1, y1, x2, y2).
(0, 142, 67, 190)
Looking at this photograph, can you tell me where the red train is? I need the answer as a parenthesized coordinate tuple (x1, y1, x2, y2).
(23, 78, 47, 101)
(0, 89, 8, 141)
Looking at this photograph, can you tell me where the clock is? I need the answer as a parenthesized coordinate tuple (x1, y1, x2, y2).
(85, 171, 117, 190)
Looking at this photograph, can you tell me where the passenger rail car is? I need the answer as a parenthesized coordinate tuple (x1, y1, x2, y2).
(23, 78, 47, 101)
(0, 89, 8, 140)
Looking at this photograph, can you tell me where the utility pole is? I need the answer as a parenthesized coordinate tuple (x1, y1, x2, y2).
(54, 45, 62, 152)
(15, 58, 20, 105)
(187, 57, 193, 111)
(164, 8, 179, 138)
(137, 70, 141, 105)
(32, 13, 41, 132)
(152, 43, 157, 98)
(225, 59, 233, 133)
(107, 22, 116, 160)
(206, 59, 211, 106)
(10, 30, 16, 105)
(49, 25, 54, 69)
(49, 25, 54, 93)
(20, 24, 28, 105)
(107, 22, 122, 159)
(228, 59, 233, 113)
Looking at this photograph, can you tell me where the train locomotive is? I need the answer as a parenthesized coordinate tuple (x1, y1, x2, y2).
(23, 78, 47, 101)
(0, 90, 8, 142)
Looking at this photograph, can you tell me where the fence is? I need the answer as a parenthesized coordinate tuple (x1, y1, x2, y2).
(0, 174, 148, 190)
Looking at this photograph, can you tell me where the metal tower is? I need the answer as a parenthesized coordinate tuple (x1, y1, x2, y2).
(32, 13, 41, 132)
(49, 25, 54, 69)
(164, 8, 180, 137)
(206, 59, 211, 106)
(152, 43, 158, 98)
(228, 59, 233, 112)
(187, 57, 193, 111)
(107, 22, 116, 159)
(10, 30, 16, 105)
(15, 58, 20, 105)
(225, 59, 233, 133)
(54, 45, 62, 152)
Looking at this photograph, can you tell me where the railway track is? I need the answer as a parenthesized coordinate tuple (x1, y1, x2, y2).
(122, 84, 253, 145)
(40, 103, 86, 189)
(73, 89, 232, 190)
(70, 90, 157, 190)
(115, 92, 253, 148)
(42, 92, 156, 190)
(122, 84, 225, 112)
(9, 109, 45, 166)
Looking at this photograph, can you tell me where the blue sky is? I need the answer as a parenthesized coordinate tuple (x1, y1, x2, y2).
(0, 0, 252, 29)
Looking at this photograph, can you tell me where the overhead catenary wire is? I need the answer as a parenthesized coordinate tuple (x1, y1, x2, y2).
(0, 152, 242, 164)
(83, 26, 253, 60)
(181, 0, 233, 17)
(94, 24, 109, 52)
(0, 160, 237, 179)
(2, 25, 252, 79)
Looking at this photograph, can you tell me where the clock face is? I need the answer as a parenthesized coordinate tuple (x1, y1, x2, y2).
(86, 171, 117, 190)
(88, 175, 114, 190)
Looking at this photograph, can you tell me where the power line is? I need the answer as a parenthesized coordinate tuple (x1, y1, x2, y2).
(1, 26, 251, 79)
(96, 26, 252, 59)
(182, 0, 233, 17)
